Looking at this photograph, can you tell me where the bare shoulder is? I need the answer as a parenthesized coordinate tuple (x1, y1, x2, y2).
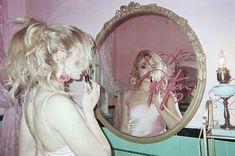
(43, 93, 84, 123)
(44, 94, 74, 110)
(122, 89, 137, 107)
(123, 89, 136, 98)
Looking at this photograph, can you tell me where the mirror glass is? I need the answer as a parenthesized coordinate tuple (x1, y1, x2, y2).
(95, 2, 206, 143)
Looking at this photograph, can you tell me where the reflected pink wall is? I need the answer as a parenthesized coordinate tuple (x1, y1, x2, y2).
(113, 15, 193, 87)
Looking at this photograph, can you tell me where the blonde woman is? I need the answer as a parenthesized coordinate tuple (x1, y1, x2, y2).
(121, 50, 182, 137)
(5, 19, 111, 156)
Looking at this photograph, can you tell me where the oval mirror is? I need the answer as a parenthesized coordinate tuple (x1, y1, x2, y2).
(95, 2, 206, 143)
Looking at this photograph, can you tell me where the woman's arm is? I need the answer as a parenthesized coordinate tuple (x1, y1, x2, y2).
(18, 111, 36, 156)
(120, 92, 130, 133)
(82, 109, 111, 151)
(154, 92, 182, 129)
(82, 82, 111, 153)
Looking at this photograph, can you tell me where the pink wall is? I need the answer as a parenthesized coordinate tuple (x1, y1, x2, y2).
(6, 0, 235, 128)
(7, 0, 26, 19)
(4, 0, 25, 46)
(114, 15, 194, 87)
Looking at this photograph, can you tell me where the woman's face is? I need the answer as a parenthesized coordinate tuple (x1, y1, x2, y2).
(137, 56, 155, 82)
(64, 50, 84, 80)
(137, 54, 166, 84)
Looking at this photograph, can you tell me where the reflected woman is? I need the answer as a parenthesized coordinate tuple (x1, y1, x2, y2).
(120, 50, 182, 137)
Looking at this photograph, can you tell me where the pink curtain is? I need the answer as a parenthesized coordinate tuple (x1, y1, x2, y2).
(0, 1, 22, 156)
(0, 85, 21, 156)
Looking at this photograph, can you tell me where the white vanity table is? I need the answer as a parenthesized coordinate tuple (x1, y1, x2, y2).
(203, 116, 235, 156)
(203, 84, 235, 156)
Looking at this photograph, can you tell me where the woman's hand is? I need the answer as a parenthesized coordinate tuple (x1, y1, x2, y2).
(153, 91, 165, 111)
(82, 80, 100, 112)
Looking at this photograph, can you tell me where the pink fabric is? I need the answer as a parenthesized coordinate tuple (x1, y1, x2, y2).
(0, 29, 6, 84)
(128, 103, 166, 137)
(0, 2, 21, 156)
(0, 85, 22, 156)
(0, 0, 9, 49)
(36, 146, 75, 156)
(0, 2, 21, 155)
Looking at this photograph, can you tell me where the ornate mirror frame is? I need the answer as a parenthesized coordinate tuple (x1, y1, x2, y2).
(95, 2, 206, 143)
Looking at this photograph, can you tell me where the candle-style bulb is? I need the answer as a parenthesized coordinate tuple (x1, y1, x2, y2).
(216, 50, 231, 83)
(218, 50, 226, 69)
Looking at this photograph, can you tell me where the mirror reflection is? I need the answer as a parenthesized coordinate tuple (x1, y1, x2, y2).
(120, 50, 183, 137)
(95, 2, 205, 142)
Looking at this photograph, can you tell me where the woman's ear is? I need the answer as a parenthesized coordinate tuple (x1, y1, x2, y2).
(53, 50, 68, 63)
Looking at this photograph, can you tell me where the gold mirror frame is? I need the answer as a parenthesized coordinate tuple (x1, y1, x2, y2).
(95, 2, 206, 143)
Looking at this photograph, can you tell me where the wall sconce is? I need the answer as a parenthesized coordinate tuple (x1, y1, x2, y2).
(213, 50, 235, 129)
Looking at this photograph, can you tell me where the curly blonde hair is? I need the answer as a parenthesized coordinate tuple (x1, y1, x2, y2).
(5, 18, 95, 103)
(4, 19, 45, 101)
